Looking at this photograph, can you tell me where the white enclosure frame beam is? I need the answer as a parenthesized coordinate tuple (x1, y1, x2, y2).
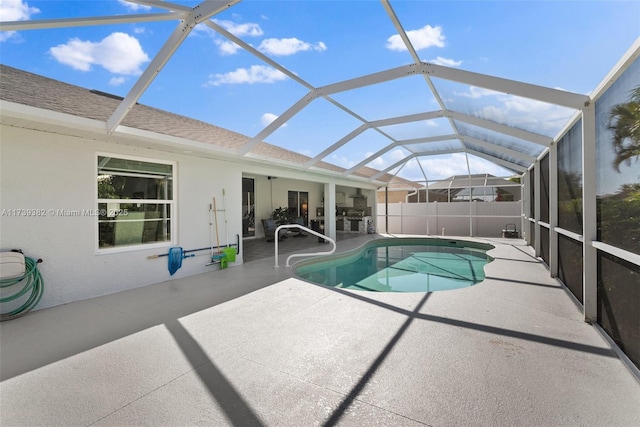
(0, 13, 182, 31)
(303, 111, 446, 167)
(241, 55, 582, 169)
(419, 62, 590, 110)
(447, 111, 552, 146)
(304, 124, 370, 168)
(522, 170, 531, 243)
(549, 141, 559, 277)
(208, 17, 391, 157)
(381, 0, 466, 153)
(314, 64, 419, 98)
(412, 149, 465, 157)
(324, 183, 337, 242)
(294, 106, 552, 174)
(534, 160, 541, 257)
(582, 103, 597, 322)
(107, 0, 240, 133)
(240, 91, 316, 154)
(307, 61, 588, 110)
(318, 107, 547, 172)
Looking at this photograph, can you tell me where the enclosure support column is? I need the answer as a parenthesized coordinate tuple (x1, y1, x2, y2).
(465, 153, 473, 237)
(324, 182, 337, 242)
(549, 141, 559, 277)
(425, 181, 430, 235)
(417, 161, 429, 236)
(523, 170, 531, 244)
(534, 160, 541, 257)
(582, 104, 597, 322)
(385, 186, 389, 233)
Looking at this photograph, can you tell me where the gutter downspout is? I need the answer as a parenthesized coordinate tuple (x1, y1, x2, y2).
(405, 189, 418, 203)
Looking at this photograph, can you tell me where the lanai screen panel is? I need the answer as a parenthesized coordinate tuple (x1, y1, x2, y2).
(595, 57, 640, 256)
(211, 1, 403, 87)
(453, 121, 545, 158)
(329, 75, 440, 121)
(399, 154, 466, 181)
(367, 147, 415, 171)
(264, 97, 365, 157)
(379, 118, 453, 141)
(431, 77, 578, 137)
(463, 155, 517, 177)
(557, 119, 583, 235)
(329, 129, 404, 168)
(463, 142, 530, 169)
(405, 139, 462, 154)
(199, 70, 311, 139)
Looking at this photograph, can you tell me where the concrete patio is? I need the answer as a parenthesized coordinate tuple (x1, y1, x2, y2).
(1, 235, 639, 426)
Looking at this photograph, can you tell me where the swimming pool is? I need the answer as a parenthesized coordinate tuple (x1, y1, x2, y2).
(294, 238, 494, 293)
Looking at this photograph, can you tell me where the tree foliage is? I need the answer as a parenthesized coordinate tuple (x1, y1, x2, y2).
(608, 86, 640, 172)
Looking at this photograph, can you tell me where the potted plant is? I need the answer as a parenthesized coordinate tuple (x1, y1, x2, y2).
(271, 207, 294, 225)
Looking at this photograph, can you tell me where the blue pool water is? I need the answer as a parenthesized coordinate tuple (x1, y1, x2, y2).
(294, 238, 493, 292)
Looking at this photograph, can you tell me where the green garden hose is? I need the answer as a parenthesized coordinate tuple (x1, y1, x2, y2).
(0, 256, 44, 321)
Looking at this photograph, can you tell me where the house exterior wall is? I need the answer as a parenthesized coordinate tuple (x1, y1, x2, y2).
(376, 189, 411, 203)
(0, 125, 378, 309)
(0, 125, 243, 309)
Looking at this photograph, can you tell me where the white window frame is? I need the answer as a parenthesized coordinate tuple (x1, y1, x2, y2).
(96, 152, 176, 254)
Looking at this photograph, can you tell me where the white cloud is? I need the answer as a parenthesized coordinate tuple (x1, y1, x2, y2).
(193, 20, 261, 55)
(430, 56, 462, 67)
(365, 148, 409, 170)
(480, 98, 574, 133)
(0, 0, 40, 42)
(109, 76, 126, 86)
(416, 154, 470, 180)
(261, 112, 284, 127)
(330, 154, 357, 169)
(455, 86, 501, 99)
(258, 38, 327, 56)
(49, 32, 150, 75)
(215, 39, 242, 55)
(206, 65, 287, 86)
(212, 19, 263, 37)
(386, 25, 445, 52)
(117, 0, 151, 12)
(0, 0, 38, 20)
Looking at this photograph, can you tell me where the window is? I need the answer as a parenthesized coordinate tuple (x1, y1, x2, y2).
(97, 155, 174, 251)
(288, 190, 309, 225)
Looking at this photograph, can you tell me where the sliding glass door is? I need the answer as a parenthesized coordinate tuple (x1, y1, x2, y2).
(242, 177, 255, 237)
(288, 190, 309, 225)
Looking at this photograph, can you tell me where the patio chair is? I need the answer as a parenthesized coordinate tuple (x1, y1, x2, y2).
(261, 219, 286, 242)
(292, 217, 307, 237)
(502, 223, 519, 238)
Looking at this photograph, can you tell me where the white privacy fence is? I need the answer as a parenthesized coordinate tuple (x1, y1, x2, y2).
(376, 201, 522, 237)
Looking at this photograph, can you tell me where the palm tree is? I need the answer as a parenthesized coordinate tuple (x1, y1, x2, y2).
(608, 86, 640, 172)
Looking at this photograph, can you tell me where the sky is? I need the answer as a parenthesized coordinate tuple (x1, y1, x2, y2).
(1, 0, 639, 181)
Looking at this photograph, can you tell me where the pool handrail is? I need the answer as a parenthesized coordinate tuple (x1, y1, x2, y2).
(274, 224, 336, 268)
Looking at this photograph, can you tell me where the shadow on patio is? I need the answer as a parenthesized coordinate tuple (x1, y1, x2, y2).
(1, 237, 639, 426)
